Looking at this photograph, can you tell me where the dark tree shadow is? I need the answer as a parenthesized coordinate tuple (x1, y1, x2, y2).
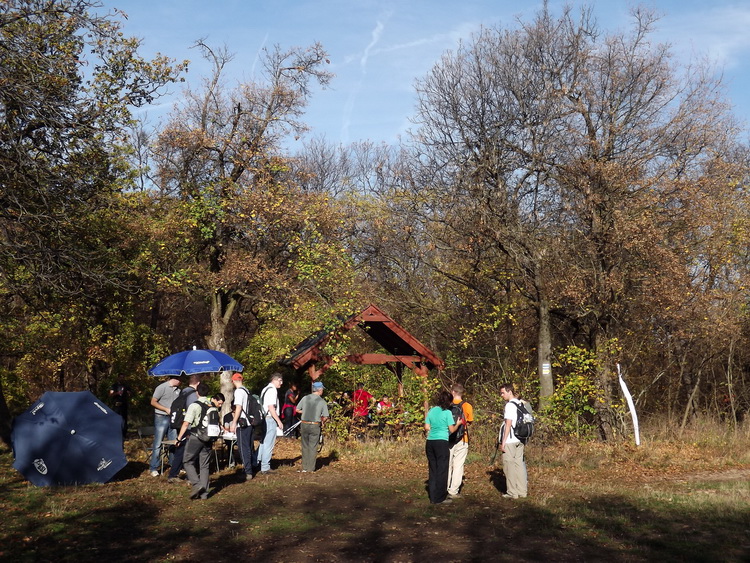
(487, 467, 508, 494)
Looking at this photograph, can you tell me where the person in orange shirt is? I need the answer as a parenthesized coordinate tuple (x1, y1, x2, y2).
(447, 383, 474, 499)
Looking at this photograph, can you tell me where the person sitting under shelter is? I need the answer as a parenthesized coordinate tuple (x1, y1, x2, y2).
(352, 382, 374, 425)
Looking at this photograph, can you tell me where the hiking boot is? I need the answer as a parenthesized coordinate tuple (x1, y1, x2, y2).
(150, 470, 159, 477)
(190, 485, 205, 499)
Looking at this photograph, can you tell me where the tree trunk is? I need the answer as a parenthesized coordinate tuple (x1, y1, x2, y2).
(726, 339, 737, 429)
(207, 291, 228, 352)
(207, 289, 241, 418)
(0, 381, 12, 446)
(594, 334, 615, 441)
(219, 370, 234, 419)
(537, 295, 554, 410)
(679, 372, 701, 436)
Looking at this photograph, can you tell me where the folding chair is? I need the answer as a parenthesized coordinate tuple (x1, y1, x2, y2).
(137, 426, 168, 474)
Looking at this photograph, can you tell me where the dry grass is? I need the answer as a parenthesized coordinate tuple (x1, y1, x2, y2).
(2, 416, 749, 562)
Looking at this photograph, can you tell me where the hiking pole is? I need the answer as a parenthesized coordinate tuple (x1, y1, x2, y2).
(488, 440, 499, 466)
(317, 427, 324, 453)
(283, 420, 301, 437)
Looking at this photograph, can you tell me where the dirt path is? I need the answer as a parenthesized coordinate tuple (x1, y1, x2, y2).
(668, 467, 750, 482)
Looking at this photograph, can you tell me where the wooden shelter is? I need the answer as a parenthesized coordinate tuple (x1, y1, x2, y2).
(279, 304, 444, 395)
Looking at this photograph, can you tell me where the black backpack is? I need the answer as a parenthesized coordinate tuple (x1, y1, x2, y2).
(512, 400, 535, 444)
(169, 387, 196, 430)
(247, 393, 264, 427)
(194, 401, 221, 443)
(236, 386, 264, 427)
(448, 401, 466, 446)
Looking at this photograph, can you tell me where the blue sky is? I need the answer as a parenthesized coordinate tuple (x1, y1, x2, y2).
(100, 0, 750, 149)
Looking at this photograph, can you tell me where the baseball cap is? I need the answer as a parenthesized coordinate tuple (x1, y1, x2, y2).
(231, 373, 243, 381)
(312, 381, 324, 390)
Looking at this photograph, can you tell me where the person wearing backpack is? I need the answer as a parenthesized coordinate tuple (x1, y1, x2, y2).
(257, 373, 284, 475)
(175, 383, 221, 500)
(447, 383, 473, 499)
(166, 374, 201, 483)
(499, 383, 528, 499)
(228, 372, 260, 480)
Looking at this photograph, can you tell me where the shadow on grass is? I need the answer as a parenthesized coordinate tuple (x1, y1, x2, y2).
(180, 484, 750, 562)
(111, 461, 148, 482)
(3, 495, 187, 563)
(2, 445, 749, 562)
(487, 466, 508, 494)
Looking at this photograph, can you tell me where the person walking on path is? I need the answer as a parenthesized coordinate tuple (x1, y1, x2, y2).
(424, 390, 462, 505)
(175, 383, 217, 500)
(295, 381, 329, 472)
(149, 375, 181, 476)
(499, 383, 528, 499)
(257, 373, 284, 475)
(447, 383, 473, 498)
(228, 372, 257, 480)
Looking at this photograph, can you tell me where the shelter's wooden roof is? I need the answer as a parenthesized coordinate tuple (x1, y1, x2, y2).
(280, 304, 444, 372)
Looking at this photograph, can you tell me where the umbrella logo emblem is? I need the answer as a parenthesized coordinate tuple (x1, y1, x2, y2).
(33, 458, 48, 474)
(97, 458, 113, 471)
(31, 402, 45, 415)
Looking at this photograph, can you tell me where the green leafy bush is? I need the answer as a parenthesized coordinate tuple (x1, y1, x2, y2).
(543, 346, 602, 438)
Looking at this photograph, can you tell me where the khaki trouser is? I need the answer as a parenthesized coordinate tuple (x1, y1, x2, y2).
(447, 440, 469, 495)
(300, 422, 321, 472)
(502, 441, 527, 498)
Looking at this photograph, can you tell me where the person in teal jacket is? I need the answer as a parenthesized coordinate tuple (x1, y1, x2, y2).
(424, 390, 462, 504)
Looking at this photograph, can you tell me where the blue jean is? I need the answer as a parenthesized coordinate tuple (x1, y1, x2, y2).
(236, 424, 256, 475)
(150, 414, 176, 472)
(168, 439, 185, 479)
(257, 416, 278, 472)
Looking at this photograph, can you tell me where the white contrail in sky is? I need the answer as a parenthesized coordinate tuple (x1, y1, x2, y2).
(360, 18, 386, 73)
(251, 32, 270, 77)
(342, 14, 390, 143)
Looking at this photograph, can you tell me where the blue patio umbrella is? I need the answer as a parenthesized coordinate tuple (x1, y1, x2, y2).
(147, 347, 243, 377)
(11, 391, 127, 487)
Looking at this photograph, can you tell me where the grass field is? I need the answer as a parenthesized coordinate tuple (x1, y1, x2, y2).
(1, 423, 749, 562)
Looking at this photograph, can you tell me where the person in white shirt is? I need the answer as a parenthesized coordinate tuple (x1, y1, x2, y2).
(257, 373, 283, 474)
(499, 383, 528, 499)
(228, 372, 257, 480)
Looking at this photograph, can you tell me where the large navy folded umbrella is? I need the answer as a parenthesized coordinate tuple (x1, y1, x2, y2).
(11, 391, 127, 487)
(147, 348, 243, 377)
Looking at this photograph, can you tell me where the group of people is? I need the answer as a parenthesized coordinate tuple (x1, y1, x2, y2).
(424, 382, 528, 504)
(148, 371, 330, 499)
(146, 370, 527, 502)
